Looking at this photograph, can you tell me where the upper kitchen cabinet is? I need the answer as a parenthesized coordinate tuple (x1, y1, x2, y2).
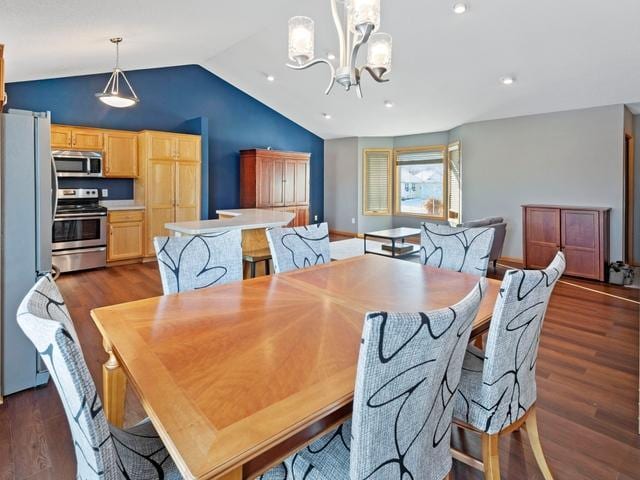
(51, 125, 104, 151)
(51, 125, 73, 149)
(104, 131, 138, 177)
(145, 131, 201, 161)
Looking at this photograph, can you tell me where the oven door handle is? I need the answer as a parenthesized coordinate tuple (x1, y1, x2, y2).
(54, 214, 107, 220)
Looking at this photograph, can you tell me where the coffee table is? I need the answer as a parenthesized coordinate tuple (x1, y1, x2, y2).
(363, 227, 422, 258)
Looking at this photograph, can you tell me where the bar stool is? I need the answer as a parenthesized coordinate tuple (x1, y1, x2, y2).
(243, 247, 272, 278)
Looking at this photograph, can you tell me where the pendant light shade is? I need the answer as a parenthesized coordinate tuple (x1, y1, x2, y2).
(95, 38, 139, 108)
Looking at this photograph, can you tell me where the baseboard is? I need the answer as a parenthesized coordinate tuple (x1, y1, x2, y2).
(329, 229, 358, 238)
(498, 256, 524, 267)
(107, 258, 144, 267)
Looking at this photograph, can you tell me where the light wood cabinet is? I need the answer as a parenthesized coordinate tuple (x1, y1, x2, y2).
(136, 131, 202, 257)
(71, 128, 103, 150)
(104, 131, 138, 177)
(0, 44, 5, 110)
(522, 204, 610, 281)
(51, 125, 73, 148)
(240, 149, 311, 227)
(107, 210, 144, 262)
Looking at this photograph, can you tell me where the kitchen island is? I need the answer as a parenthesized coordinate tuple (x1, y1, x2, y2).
(165, 208, 295, 277)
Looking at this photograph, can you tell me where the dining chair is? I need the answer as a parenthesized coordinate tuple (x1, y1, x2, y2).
(452, 252, 566, 480)
(260, 277, 487, 480)
(266, 222, 330, 274)
(420, 222, 495, 277)
(16, 275, 181, 479)
(154, 230, 242, 294)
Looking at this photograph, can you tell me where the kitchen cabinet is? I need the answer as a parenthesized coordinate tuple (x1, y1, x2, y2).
(0, 44, 5, 110)
(72, 128, 103, 150)
(51, 125, 73, 149)
(136, 131, 201, 256)
(522, 204, 610, 281)
(104, 131, 138, 177)
(240, 149, 311, 227)
(107, 210, 144, 262)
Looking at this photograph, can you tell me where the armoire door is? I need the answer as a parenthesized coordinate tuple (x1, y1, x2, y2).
(147, 160, 175, 255)
(272, 158, 286, 207)
(524, 207, 561, 269)
(294, 160, 310, 205)
(283, 160, 296, 205)
(175, 162, 200, 222)
(561, 209, 600, 280)
(256, 158, 273, 207)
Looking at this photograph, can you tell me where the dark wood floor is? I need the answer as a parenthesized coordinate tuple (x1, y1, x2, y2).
(0, 252, 638, 479)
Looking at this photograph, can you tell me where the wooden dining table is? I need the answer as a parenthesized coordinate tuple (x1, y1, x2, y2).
(91, 254, 501, 480)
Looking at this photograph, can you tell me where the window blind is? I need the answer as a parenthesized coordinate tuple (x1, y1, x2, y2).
(448, 142, 461, 221)
(396, 150, 445, 164)
(363, 149, 392, 215)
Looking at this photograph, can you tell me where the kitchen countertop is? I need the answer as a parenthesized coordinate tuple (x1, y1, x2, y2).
(100, 200, 145, 211)
(165, 208, 294, 235)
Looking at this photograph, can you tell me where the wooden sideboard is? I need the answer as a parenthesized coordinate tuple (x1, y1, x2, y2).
(240, 149, 311, 227)
(0, 44, 5, 110)
(522, 204, 611, 281)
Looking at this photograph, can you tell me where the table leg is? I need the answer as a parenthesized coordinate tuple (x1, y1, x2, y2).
(392, 238, 396, 258)
(102, 338, 127, 428)
(363, 235, 367, 254)
(250, 261, 256, 279)
(265, 259, 270, 275)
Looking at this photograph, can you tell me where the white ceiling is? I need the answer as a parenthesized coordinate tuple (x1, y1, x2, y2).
(3, 0, 640, 139)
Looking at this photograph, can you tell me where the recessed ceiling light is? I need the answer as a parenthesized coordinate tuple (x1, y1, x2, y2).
(322, 113, 332, 119)
(327, 52, 336, 61)
(384, 100, 394, 108)
(500, 76, 516, 85)
(453, 3, 468, 14)
(266, 74, 275, 82)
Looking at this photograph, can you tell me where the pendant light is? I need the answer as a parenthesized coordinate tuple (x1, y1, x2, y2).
(95, 38, 139, 108)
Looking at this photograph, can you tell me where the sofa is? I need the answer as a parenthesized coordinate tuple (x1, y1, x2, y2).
(459, 217, 507, 271)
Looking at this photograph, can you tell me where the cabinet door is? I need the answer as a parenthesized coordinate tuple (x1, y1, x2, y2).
(176, 162, 200, 222)
(272, 158, 286, 207)
(296, 206, 309, 227)
(294, 160, 310, 205)
(147, 160, 175, 255)
(524, 207, 560, 269)
(176, 136, 199, 161)
(51, 126, 72, 149)
(561, 209, 600, 280)
(71, 128, 103, 150)
(283, 160, 296, 205)
(108, 221, 143, 261)
(256, 157, 273, 207)
(104, 132, 138, 177)
(148, 133, 175, 160)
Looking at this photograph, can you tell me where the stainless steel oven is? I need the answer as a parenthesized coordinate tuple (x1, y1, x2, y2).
(52, 189, 107, 272)
(52, 150, 103, 177)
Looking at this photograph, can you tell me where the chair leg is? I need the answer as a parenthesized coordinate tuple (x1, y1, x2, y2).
(481, 433, 501, 480)
(523, 408, 554, 480)
(443, 473, 452, 480)
(473, 335, 483, 349)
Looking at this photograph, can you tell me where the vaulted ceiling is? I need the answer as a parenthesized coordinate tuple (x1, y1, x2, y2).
(3, 0, 640, 139)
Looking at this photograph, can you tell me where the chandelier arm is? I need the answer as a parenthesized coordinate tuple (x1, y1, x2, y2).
(349, 24, 373, 77)
(361, 65, 390, 83)
(286, 58, 337, 95)
(119, 70, 140, 100)
(102, 70, 117, 95)
(330, 0, 346, 65)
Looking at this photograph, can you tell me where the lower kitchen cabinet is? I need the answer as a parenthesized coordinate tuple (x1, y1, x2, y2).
(107, 210, 145, 262)
(273, 206, 309, 227)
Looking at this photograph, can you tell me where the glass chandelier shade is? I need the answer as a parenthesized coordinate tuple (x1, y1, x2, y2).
(367, 32, 392, 73)
(347, 0, 380, 33)
(95, 38, 139, 108)
(288, 16, 315, 64)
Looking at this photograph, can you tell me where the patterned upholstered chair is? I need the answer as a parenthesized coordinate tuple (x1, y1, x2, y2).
(420, 222, 495, 277)
(266, 222, 330, 274)
(154, 230, 243, 294)
(260, 278, 487, 480)
(452, 252, 566, 480)
(17, 275, 181, 479)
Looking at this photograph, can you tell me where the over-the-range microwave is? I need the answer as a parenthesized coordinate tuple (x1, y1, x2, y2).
(52, 150, 103, 177)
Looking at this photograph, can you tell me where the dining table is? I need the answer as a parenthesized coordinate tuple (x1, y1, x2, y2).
(91, 254, 501, 480)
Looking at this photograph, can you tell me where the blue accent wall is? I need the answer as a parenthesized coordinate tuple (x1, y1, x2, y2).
(6, 65, 324, 220)
(58, 178, 133, 200)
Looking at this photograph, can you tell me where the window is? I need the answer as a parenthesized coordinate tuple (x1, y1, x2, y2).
(447, 141, 462, 223)
(363, 148, 393, 215)
(395, 146, 447, 219)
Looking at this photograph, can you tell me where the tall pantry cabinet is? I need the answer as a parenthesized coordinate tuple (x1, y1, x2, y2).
(136, 131, 201, 257)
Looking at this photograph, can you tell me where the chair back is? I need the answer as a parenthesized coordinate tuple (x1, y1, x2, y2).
(154, 230, 243, 294)
(420, 222, 494, 277)
(16, 275, 119, 478)
(266, 223, 330, 274)
(349, 278, 487, 480)
(478, 252, 565, 433)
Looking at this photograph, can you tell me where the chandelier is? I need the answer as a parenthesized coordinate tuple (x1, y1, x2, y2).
(95, 38, 140, 108)
(287, 0, 392, 98)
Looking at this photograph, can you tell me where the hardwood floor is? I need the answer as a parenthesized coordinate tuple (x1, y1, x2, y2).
(0, 256, 638, 479)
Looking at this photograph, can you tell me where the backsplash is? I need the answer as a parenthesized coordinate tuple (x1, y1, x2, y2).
(58, 178, 133, 200)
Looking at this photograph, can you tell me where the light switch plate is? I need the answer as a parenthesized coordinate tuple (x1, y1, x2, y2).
(351, 218, 356, 224)
(101, 189, 108, 198)
(314, 215, 318, 222)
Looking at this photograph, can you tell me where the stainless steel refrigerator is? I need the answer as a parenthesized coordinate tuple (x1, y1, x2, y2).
(1, 109, 54, 395)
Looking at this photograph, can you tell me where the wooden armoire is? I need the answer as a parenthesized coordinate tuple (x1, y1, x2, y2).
(240, 149, 311, 227)
(522, 204, 611, 281)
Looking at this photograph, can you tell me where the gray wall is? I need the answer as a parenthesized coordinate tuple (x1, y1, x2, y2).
(324, 137, 359, 234)
(449, 105, 624, 260)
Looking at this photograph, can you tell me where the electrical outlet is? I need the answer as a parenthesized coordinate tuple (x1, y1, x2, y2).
(351, 217, 356, 224)
(314, 215, 318, 222)
(101, 189, 109, 198)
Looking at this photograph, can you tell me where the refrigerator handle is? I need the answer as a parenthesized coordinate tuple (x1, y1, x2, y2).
(51, 154, 58, 220)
